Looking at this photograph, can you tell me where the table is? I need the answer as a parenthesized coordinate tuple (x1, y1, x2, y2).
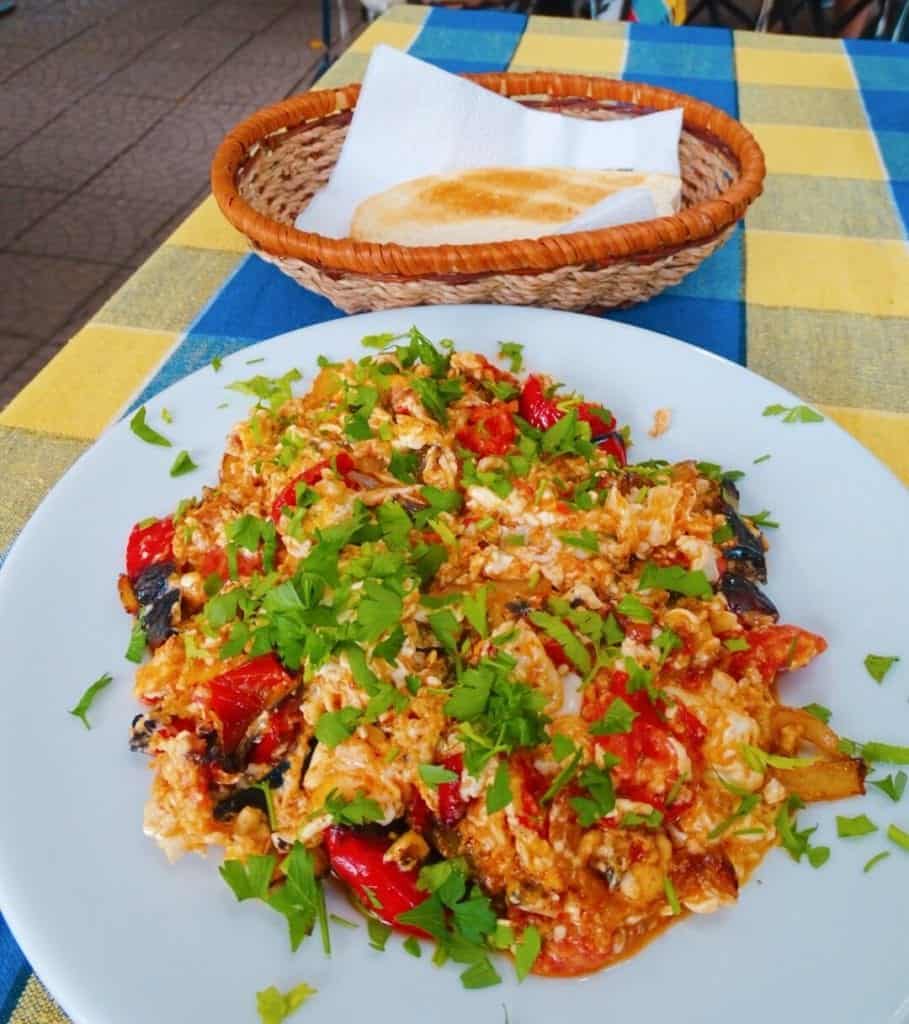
(0, 8, 906, 1021)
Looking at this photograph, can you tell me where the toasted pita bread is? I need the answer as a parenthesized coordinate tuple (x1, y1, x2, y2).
(350, 166, 681, 246)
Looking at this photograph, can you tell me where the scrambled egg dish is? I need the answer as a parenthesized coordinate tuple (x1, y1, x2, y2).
(119, 329, 863, 983)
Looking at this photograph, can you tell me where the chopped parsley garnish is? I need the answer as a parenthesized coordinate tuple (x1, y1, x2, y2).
(836, 814, 878, 838)
(514, 925, 541, 981)
(68, 671, 113, 729)
(498, 341, 524, 373)
(444, 656, 548, 776)
(637, 562, 712, 600)
(428, 609, 462, 656)
(367, 917, 392, 951)
(403, 936, 422, 957)
(388, 449, 419, 483)
(745, 509, 779, 529)
(712, 523, 734, 544)
(221, 842, 327, 954)
(411, 377, 463, 425)
(709, 775, 761, 840)
(775, 796, 829, 867)
(314, 707, 361, 748)
(869, 771, 907, 802)
(696, 462, 744, 483)
(211, 356, 223, 371)
(589, 697, 637, 736)
(863, 851, 890, 873)
(864, 654, 900, 684)
(662, 876, 681, 916)
(461, 586, 488, 639)
(762, 403, 824, 424)
(227, 368, 301, 413)
(399, 858, 501, 989)
(419, 764, 459, 787)
(559, 529, 600, 554)
(541, 736, 582, 804)
(160, 407, 173, 424)
(124, 620, 146, 663)
(802, 703, 832, 724)
(129, 406, 172, 447)
(886, 824, 909, 852)
(529, 612, 590, 675)
(622, 809, 664, 829)
(845, 740, 909, 765)
(255, 982, 316, 1024)
(169, 450, 198, 477)
(753, 453, 771, 464)
(616, 594, 653, 623)
(741, 745, 817, 772)
(322, 788, 384, 826)
(570, 760, 618, 826)
(486, 760, 512, 813)
(540, 408, 593, 460)
(724, 636, 750, 652)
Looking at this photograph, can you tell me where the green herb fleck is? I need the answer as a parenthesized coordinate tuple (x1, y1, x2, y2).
(864, 654, 900, 684)
(129, 406, 172, 447)
(68, 671, 114, 729)
(169, 450, 198, 477)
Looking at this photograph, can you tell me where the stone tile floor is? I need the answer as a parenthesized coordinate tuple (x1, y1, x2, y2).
(0, 0, 366, 408)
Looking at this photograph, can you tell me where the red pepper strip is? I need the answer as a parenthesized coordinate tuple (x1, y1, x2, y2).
(125, 517, 175, 578)
(518, 375, 562, 431)
(436, 753, 468, 827)
(518, 376, 626, 464)
(196, 546, 262, 581)
(208, 653, 294, 754)
(456, 403, 517, 457)
(408, 789, 432, 835)
(324, 827, 430, 937)
(542, 636, 570, 668)
(514, 753, 549, 837)
(248, 696, 302, 764)
(270, 452, 358, 524)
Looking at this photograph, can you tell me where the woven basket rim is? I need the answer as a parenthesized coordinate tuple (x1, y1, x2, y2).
(210, 71, 766, 278)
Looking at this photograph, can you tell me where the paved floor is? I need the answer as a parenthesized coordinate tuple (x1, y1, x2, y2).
(0, 0, 365, 409)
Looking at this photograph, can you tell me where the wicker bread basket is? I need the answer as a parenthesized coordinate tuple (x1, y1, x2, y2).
(211, 72, 765, 314)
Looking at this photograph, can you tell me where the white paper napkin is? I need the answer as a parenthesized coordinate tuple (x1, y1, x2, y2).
(295, 45, 683, 240)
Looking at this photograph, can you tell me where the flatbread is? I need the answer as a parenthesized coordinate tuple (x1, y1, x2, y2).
(349, 166, 682, 246)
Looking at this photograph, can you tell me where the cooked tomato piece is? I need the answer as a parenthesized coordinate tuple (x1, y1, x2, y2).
(126, 517, 175, 578)
(208, 653, 294, 753)
(518, 375, 562, 430)
(518, 377, 626, 463)
(730, 624, 828, 683)
(270, 452, 358, 523)
(514, 753, 549, 836)
(248, 696, 302, 764)
(456, 403, 516, 457)
(436, 753, 468, 827)
(195, 546, 262, 580)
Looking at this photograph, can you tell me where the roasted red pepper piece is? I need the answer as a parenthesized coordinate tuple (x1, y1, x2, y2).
(126, 517, 175, 579)
(456, 403, 517, 457)
(542, 636, 570, 668)
(514, 753, 549, 837)
(408, 789, 432, 834)
(518, 376, 626, 464)
(196, 546, 262, 580)
(518, 375, 562, 430)
(270, 452, 358, 523)
(248, 696, 302, 764)
(208, 653, 294, 753)
(729, 624, 827, 683)
(324, 827, 430, 937)
(436, 753, 468, 827)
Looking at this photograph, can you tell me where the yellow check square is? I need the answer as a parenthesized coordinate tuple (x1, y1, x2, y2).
(510, 33, 625, 76)
(747, 230, 909, 318)
(746, 123, 885, 180)
(165, 196, 248, 255)
(736, 48, 855, 89)
(0, 326, 177, 440)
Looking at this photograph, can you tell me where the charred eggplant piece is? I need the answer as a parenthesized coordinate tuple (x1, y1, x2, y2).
(723, 511, 767, 583)
(719, 572, 778, 624)
(133, 561, 179, 649)
(213, 787, 269, 822)
(717, 477, 767, 583)
(129, 714, 158, 753)
(212, 759, 290, 822)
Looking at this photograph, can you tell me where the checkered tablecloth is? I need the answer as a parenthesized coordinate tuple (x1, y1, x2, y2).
(0, 7, 906, 1021)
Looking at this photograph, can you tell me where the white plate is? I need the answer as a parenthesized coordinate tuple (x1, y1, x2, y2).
(1, 306, 908, 1024)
